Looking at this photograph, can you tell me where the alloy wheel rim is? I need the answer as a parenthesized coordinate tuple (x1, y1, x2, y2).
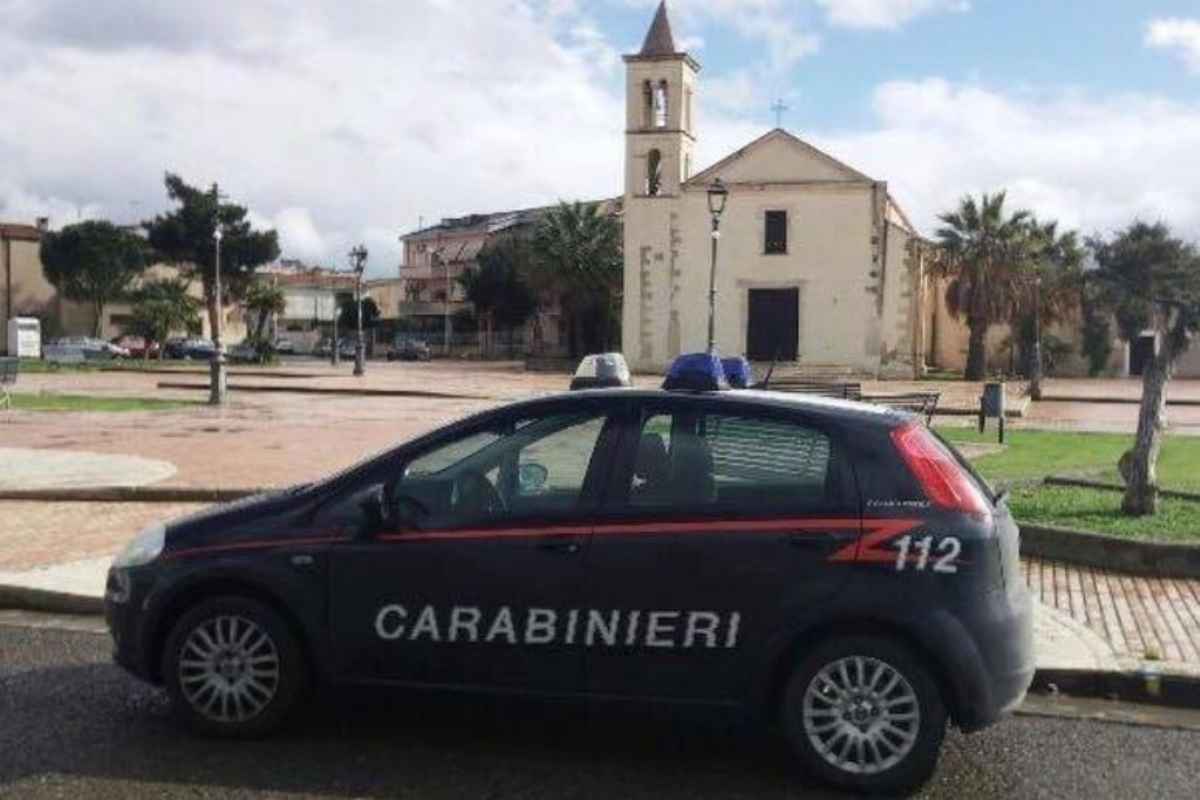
(801, 655, 921, 775)
(178, 614, 280, 723)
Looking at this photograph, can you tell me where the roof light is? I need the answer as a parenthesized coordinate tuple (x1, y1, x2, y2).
(570, 353, 632, 391)
(721, 357, 752, 389)
(663, 352, 729, 392)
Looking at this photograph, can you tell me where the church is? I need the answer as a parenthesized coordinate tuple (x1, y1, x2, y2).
(621, 2, 930, 378)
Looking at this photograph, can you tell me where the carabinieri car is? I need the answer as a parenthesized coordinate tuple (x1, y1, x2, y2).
(105, 354, 1033, 795)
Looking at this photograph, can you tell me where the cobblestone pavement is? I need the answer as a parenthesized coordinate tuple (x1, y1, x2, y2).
(1023, 556, 1200, 676)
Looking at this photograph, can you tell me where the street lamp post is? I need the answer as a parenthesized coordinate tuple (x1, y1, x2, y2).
(705, 178, 729, 354)
(1031, 273, 1043, 401)
(209, 227, 227, 405)
(349, 244, 368, 377)
(330, 277, 340, 367)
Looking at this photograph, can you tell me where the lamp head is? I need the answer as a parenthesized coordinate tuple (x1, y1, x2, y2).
(707, 178, 729, 217)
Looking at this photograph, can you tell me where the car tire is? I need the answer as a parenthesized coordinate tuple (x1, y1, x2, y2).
(162, 596, 308, 738)
(780, 635, 946, 796)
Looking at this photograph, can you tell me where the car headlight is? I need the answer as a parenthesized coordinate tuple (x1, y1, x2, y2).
(112, 522, 166, 568)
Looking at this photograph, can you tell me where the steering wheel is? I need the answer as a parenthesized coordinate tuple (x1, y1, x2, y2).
(454, 469, 505, 517)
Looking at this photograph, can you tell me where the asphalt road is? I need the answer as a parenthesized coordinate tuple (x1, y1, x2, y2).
(2, 620, 1199, 800)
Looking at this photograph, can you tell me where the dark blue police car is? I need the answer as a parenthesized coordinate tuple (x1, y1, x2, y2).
(105, 353, 1033, 795)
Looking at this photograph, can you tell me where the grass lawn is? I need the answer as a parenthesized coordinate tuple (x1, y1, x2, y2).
(936, 427, 1200, 541)
(7, 392, 199, 412)
(1007, 485, 1200, 543)
(938, 427, 1200, 493)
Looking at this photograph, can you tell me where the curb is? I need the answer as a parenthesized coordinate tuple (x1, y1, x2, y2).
(0, 585, 104, 616)
(1040, 395, 1200, 407)
(1044, 476, 1200, 503)
(157, 381, 491, 400)
(0, 487, 265, 503)
(1031, 668, 1200, 710)
(1019, 523, 1200, 579)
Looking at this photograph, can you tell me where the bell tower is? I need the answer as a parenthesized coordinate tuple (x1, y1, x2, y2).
(623, 1, 700, 199)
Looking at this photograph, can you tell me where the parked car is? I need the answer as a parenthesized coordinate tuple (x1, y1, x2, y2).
(338, 338, 358, 359)
(387, 338, 432, 361)
(227, 341, 260, 363)
(45, 336, 114, 362)
(105, 352, 1032, 796)
(111, 335, 160, 360)
(164, 338, 216, 360)
(273, 338, 295, 355)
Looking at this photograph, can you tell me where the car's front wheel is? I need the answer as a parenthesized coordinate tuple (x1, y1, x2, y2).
(162, 596, 307, 738)
(781, 635, 946, 795)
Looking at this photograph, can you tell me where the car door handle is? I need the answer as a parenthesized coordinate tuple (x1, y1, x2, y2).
(537, 540, 581, 554)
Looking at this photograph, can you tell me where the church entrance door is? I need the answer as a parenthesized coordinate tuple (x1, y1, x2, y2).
(746, 288, 799, 362)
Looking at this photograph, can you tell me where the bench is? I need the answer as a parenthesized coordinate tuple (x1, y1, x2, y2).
(860, 392, 941, 425)
(0, 357, 17, 409)
(758, 378, 863, 401)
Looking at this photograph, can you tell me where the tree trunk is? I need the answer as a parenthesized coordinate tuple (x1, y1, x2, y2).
(254, 311, 268, 343)
(965, 318, 988, 381)
(93, 300, 105, 339)
(1123, 347, 1170, 516)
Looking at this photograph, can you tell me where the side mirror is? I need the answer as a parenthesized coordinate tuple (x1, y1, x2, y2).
(518, 462, 549, 494)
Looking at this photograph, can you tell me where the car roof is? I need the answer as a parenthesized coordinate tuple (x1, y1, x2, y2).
(504, 387, 910, 428)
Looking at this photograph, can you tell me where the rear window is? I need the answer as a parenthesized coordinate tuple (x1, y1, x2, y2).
(625, 409, 844, 514)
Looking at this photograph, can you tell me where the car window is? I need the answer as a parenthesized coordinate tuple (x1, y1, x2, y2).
(390, 409, 609, 531)
(626, 408, 837, 514)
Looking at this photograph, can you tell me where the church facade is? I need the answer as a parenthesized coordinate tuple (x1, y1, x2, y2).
(621, 2, 930, 378)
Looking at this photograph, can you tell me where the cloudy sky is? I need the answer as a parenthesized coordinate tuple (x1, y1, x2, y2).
(1, 0, 1199, 276)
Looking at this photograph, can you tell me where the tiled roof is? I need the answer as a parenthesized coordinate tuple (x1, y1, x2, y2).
(639, 1, 676, 57)
(0, 223, 43, 241)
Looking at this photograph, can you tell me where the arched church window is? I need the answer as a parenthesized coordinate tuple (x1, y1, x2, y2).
(646, 149, 662, 196)
(643, 80, 654, 128)
(654, 80, 668, 128)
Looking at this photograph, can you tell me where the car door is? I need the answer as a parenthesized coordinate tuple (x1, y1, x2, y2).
(582, 396, 860, 703)
(325, 400, 619, 694)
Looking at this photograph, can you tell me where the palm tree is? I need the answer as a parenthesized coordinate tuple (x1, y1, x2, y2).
(126, 279, 202, 360)
(243, 280, 287, 344)
(529, 201, 622, 358)
(932, 192, 1033, 380)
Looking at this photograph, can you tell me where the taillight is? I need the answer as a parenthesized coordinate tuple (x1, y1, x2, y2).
(890, 422, 991, 518)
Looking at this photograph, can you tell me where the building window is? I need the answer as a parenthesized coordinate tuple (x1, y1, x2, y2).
(646, 149, 662, 196)
(643, 80, 654, 128)
(654, 80, 668, 128)
(765, 210, 788, 254)
(684, 88, 693, 133)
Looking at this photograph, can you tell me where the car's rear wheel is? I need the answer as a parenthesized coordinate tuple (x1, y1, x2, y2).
(162, 596, 307, 738)
(781, 635, 946, 795)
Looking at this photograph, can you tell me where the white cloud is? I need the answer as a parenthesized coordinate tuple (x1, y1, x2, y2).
(816, 0, 968, 30)
(2, 0, 1198, 283)
(1146, 17, 1200, 73)
(0, 0, 625, 275)
(622, 0, 820, 70)
(806, 79, 1200, 241)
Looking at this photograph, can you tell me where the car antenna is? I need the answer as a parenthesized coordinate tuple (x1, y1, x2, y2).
(760, 348, 780, 390)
